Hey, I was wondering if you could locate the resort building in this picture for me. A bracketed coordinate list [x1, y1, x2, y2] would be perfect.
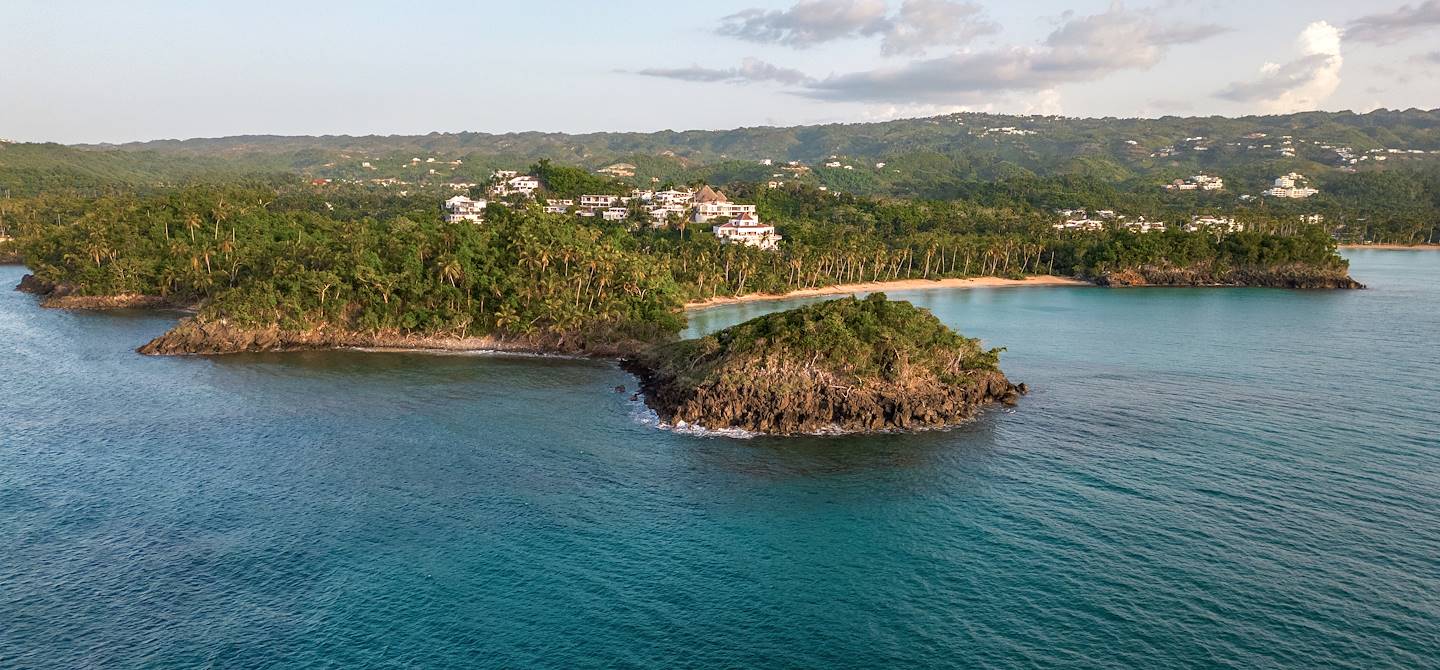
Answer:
[1165, 174, 1224, 191]
[712, 212, 781, 250]
[543, 199, 574, 214]
[1186, 216, 1243, 233]
[580, 194, 619, 209]
[690, 185, 757, 223]
[1264, 173, 1319, 199]
[443, 195, 487, 223]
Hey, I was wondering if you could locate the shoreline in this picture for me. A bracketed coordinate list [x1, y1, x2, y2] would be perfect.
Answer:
[682, 275, 1091, 311]
[1339, 243, 1440, 250]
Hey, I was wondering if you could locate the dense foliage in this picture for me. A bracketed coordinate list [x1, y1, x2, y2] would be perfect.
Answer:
[652, 293, 998, 387]
[4, 109, 1438, 243]
[9, 176, 1357, 347]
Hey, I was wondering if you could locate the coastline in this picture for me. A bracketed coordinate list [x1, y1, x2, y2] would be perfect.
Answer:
[682, 275, 1091, 311]
[1339, 243, 1440, 250]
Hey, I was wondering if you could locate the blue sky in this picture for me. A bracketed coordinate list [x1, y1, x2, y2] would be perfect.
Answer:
[3, 0, 1439, 143]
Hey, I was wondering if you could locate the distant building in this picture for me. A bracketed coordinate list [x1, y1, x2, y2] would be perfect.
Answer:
[443, 195, 487, 223]
[596, 163, 636, 178]
[713, 212, 781, 250]
[1264, 173, 1319, 199]
[1186, 216, 1243, 233]
[690, 185, 756, 223]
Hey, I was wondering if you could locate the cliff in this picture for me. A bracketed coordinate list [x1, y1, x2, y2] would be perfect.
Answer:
[623, 293, 1024, 435]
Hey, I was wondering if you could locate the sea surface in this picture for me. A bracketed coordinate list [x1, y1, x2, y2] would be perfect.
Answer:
[2, 251, 1437, 669]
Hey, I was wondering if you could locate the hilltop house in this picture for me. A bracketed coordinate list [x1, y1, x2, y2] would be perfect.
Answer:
[691, 185, 756, 223]
[490, 174, 540, 198]
[1264, 173, 1319, 199]
[443, 195, 487, 223]
[712, 212, 781, 250]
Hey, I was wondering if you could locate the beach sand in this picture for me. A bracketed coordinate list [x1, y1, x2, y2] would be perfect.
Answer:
[1339, 243, 1440, 250]
[683, 275, 1091, 311]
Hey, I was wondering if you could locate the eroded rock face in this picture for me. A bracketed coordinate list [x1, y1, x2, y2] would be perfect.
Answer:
[1095, 265, 1364, 289]
[625, 359, 1024, 435]
[622, 294, 1024, 435]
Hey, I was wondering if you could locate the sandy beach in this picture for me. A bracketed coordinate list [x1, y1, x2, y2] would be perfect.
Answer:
[1339, 243, 1440, 250]
[683, 275, 1092, 311]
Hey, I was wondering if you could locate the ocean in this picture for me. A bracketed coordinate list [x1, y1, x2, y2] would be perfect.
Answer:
[1, 250, 1436, 668]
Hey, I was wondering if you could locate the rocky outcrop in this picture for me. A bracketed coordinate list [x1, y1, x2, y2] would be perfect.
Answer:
[625, 359, 1024, 435]
[623, 293, 1024, 435]
[1095, 264, 1364, 289]
[136, 317, 640, 357]
[15, 273, 181, 309]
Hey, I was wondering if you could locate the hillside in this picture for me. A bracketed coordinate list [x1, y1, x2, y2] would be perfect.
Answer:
[25, 109, 1436, 193]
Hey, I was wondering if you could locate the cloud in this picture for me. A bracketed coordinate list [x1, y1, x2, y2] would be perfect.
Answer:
[878, 0, 999, 55]
[799, 7, 1226, 103]
[718, 0, 889, 48]
[634, 58, 813, 86]
[717, 0, 996, 55]
[1346, 1, 1440, 44]
[1216, 21, 1343, 113]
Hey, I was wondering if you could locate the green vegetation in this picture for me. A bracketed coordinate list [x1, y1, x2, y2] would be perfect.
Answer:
[5, 109, 1436, 243]
[626, 293, 1023, 434]
[651, 293, 999, 387]
[8, 173, 1358, 352]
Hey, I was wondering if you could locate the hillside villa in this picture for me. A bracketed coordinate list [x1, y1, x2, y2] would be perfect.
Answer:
[712, 212, 781, 250]
[443, 195, 487, 223]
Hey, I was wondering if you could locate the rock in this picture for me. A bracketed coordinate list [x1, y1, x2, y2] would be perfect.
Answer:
[624, 294, 1024, 435]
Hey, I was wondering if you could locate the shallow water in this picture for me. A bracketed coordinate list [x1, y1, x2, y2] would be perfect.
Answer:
[2, 251, 1437, 668]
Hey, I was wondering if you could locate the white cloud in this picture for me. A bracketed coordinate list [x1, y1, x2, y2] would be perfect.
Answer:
[718, 0, 890, 48]
[878, 0, 998, 55]
[717, 0, 996, 55]
[1216, 21, 1343, 113]
[800, 7, 1226, 103]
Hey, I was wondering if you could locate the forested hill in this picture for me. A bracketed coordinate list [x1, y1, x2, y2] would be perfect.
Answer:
[4, 109, 1437, 192]
[84, 109, 1440, 166]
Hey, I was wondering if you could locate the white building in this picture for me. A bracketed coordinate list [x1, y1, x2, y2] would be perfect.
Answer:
[1264, 173, 1318, 199]
[602, 207, 629, 221]
[1186, 216, 1243, 233]
[491, 174, 541, 198]
[580, 194, 619, 209]
[543, 199, 574, 214]
[443, 195, 487, 223]
[690, 185, 756, 223]
[713, 212, 781, 250]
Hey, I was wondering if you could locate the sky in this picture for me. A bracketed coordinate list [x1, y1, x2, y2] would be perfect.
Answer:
[3, 0, 1439, 144]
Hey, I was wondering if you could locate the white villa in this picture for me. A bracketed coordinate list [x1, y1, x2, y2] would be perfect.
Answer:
[1264, 173, 1319, 199]
[690, 185, 756, 223]
[490, 174, 540, 198]
[443, 195, 487, 223]
[543, 199, 574, 214]
[713, 212, 781, 250]
[1165, 174, 1224, 191]
[1186, 216, 1243, 233]
[580, 194, 619, 208]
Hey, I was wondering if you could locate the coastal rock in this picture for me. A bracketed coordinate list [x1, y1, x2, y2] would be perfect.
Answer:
[136, 316, 643, 357]
[624, 293, 1022, 436]
[1095, 264, 1364, 289]
[16, 273, 181, 309]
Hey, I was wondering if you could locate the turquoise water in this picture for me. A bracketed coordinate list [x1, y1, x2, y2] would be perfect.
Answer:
[1, 251, 1437, 668]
